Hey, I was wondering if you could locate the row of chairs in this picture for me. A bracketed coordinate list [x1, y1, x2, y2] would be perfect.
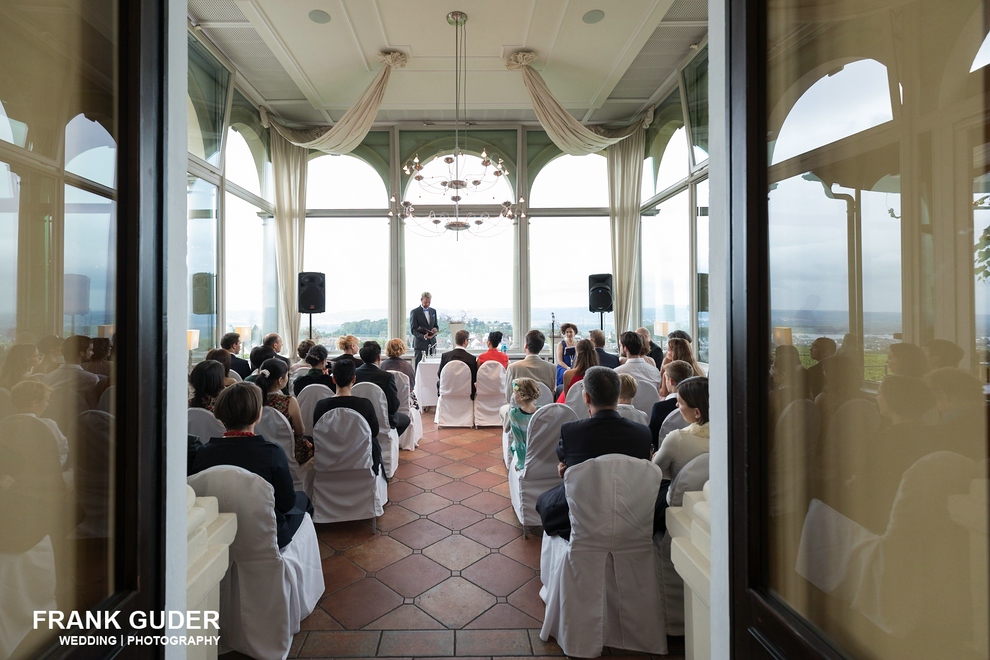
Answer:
[435, 360, 506, 428]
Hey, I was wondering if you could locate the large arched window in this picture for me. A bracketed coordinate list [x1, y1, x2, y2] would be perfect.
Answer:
[225, 90, 271, 201]
[65, 113, 116, 189]
[303, 154, 390, 345]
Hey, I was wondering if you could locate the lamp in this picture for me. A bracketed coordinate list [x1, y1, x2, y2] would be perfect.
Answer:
[396, 11, 521, 239]
[773, 326, 793, 346]
[187, 329, 200, 371]
[235, 325, 253, 354]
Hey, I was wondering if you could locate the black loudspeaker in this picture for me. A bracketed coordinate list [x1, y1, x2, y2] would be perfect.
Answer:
[588, 274, 613, 313]
[298, 272, 326, 313]
[697, 273, 709, 313]
[191, 272, 216, 315]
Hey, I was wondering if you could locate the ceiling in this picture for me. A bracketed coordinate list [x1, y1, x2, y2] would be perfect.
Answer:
[188, 0, 708, 126]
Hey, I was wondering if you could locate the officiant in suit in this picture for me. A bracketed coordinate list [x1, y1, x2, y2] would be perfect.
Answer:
[409, 291, 439, 371]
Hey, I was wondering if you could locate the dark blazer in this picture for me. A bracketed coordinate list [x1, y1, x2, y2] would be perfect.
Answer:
[409, 306, 439, 350]
[312, 395, 383, 476]
[230, 354, 252, 379]
[594, 347, 621, 369]
[537, 410, 652, 540]
[354, 363, 401, 428]
[438, 347, 478, 398]
[649, 398, 679, 450]
[647, 341, 665, 367]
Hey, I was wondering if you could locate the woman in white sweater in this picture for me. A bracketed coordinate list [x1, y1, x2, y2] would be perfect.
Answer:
[653, 376, 709, 490]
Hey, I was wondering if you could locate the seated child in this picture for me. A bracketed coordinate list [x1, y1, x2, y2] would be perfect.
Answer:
[504, 377, 540, 470]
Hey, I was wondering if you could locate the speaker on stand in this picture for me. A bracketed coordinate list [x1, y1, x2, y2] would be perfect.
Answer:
[588, 273, 613, 331]
[298, 272, 326, 339]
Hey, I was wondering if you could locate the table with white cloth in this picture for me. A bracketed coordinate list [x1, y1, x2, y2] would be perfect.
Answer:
[414, 359, 441, 408]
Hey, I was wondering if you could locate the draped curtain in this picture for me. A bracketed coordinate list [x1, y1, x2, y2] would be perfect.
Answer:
[607, 129, 645, 334]
[270, 130, 307, 349]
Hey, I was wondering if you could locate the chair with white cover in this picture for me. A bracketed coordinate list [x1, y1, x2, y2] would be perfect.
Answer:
[540, 455, 668, 657]
[617, 404, 649, 426]
[227, 369, 242, 382]
[97, 385, 115, 414]
[311, 408, 388, 530]
[474, 361, 506, 427]
[508, 404, 577, 536]
[435, 360, 474, 428]
[297, 384, 333, 437]
[503, 382, 556, 466]
[188, 407, 225, 443]
[257, 406, 313, 497]
[352, 382, 400, 479]
[630, 380, 660, 416]
[187, 465, 323, 660]
[535, 382, 554, 406]
[563, 380, 589, 420]
[387, 370, 422, 451]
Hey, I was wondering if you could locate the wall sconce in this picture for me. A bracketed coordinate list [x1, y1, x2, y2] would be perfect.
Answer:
[773, 326, 793, 346]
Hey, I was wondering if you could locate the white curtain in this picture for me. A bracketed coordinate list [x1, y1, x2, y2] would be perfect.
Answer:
[260, 52, 407, 154]
[271, 130, 307, 350]
[505, 51, 652, 156]
[607, 127, 646, 335]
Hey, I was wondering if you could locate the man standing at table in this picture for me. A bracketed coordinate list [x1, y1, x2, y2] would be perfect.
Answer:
[410, 291, 439, 371]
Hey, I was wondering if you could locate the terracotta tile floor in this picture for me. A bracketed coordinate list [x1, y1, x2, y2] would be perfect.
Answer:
[239, 418, 685, 659]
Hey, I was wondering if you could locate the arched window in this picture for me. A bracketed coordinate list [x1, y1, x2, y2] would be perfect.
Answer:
[308, 154, 388, 209]
[971, 31, 990, 72]
[225, 90, 271, 201]
[771, 59, 894, 164]
[65, 114, 116, 188]
[529, 154, 608, 208]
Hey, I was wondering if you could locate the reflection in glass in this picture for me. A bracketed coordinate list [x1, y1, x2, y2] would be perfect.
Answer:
[642, 190, 691, 338]
[188, 34, 230, 167]
[226, 90, 271, 200]
[64, 186, 116, 337]
[224, 193, 277, 349]
[695, 180, 709, 362]
[65, 114, 116, 189]
[683, 47, 709, 164]
[188, 178, 218, 358]
[644, 89, 688, 200]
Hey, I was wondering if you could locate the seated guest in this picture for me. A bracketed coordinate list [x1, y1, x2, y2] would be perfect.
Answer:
[536, 367, 652, 541]
[768, 345, 809, 426]
[221, 332, 252, 379]
[263, 333, 290, 367]
[381, 338, 416, 390]
[636, 332, 658, 367]
[504, 377, 540, 470]
[205, 348, 237, 387]
[290, 339, 316, 376]
[555, 323, 579, 387]
[504, 330, 557, 401]
[649, 360, 694, 450]
[637, 327, 665, 366]
[312, 358, 383, 477]
[886, 342, 929, 378]
[588, 329, 620, 368]
[653, 376, 710, 485]
[335, 334, 363, 369]
[815, 355, 866, 440]
[189, 382, 313, 549]
[255, 358, 312, 465]
[292, 344, 335, 396]
[11, 380, 68, 469]
[477, 331, 509, 369]
[189, 360, 226, 412]
[438, 329, 478, 399]
[923, 339, 965, 370]
[804, 337, 836, 398]
[557, 339, 598, 403]
[83, 338, 112, 377]
[924, 367, 986, 461]
[659, 330, 693, 372]
[0, 344, 42, 391]
[615, 331, 662, 391]
[41, 335, 102, 405]
[356, 341, 410, 437]
[616, 373, 649, 425]
[245, 345, 276, 382]
[35, 335, 64, 376]
[659, 337, 706, 397]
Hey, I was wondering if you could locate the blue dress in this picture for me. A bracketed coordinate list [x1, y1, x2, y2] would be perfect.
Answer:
[556, 341, 576, 386]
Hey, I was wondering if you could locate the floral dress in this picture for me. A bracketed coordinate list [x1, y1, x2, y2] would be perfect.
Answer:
[266, 392, 313, 464]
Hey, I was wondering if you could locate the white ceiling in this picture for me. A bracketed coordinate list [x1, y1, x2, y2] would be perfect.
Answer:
[188, 0, 708, 126]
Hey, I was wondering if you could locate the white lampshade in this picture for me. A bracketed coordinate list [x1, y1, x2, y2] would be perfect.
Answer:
[97, 324, 115, 338]
[187, 329, 201, 352]
[773, 326, 793, 346]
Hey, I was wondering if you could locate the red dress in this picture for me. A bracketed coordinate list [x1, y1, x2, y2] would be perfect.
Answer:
[477, 348, 509, 368]
[556, 371, 585, 403]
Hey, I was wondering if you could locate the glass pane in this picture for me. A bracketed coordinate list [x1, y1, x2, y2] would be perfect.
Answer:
[529, 217, 614, 345]
[226, 90, 271, 200]
[529, 154, 608, 208]
[683, 47, 709, 165]
[645, 89, 689, 198]
[405, 228, 514, 350]
[188, 34, 230, 167]
[765, 4, 988, 659]
[642, 190, 691, 338]
[309, 154, 388, 209]
[188, 177, 218, 359]
[224, 193, 277, 352]
[0, 2, 119, 655]
[303, 217, 389, 344]
[695, 180, 709, 363]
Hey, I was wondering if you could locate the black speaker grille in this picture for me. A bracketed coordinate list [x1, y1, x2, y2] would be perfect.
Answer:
[298, 272, 326, 314]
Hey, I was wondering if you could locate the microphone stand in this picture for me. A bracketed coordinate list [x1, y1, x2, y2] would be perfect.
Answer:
[550, 312, 556, 366]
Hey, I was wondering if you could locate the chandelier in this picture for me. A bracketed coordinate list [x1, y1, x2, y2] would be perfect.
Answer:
[394, 11, 522, 238]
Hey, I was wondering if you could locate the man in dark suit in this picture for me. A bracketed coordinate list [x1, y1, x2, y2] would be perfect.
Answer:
[437, 329, 478, 399]
[263, 332, 291, 368]
[648, 359, 694, 450]
[536, 366, 652, 540]
[355, 341, 410, 437]
[589, 329, 620, 368]
[221, 332, 252, 379]
[409, 291, 439, 371]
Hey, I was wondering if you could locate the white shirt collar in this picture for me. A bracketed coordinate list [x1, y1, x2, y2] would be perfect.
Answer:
[625, 357, 644, 363]
[664, 392, 678, 400]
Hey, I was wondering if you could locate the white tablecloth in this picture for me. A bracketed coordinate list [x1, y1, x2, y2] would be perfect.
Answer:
[414, 360, 441, 408]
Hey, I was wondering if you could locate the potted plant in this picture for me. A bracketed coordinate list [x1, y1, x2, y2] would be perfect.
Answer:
[441, 310, 469, 340]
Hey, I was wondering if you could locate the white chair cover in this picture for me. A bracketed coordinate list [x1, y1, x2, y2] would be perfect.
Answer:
[352, 382, 400, 479]
[770, 399, 819, 517]
[435, 360, 474, 428]
[617, 404, 649, 426]
[563, 380, 589, 419]
[187, 466, 323, 660]
[503, 381, 553, 466]
[540, 455, 667, 657]
[97, 385, 115, 413]
[508, 404, 577, 529]
[297, 384, 333, 437]
[311, 408, 388, 525]
[228, 369, 242, 382]
[535, 382, 554, 407]
[630, 379, 660, 416]
[388, 370, 422, 451]
[474, 361, 506, 427]
[257, 406, 314, 498]
[188, 407, 225, 443]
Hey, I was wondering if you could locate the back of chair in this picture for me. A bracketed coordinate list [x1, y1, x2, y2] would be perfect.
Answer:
[617, 404, 649, 426]
[563, 380, 589, 419]
[97, 385, 115, 414]
[297, 384, 333, 437]
[535, 382, 554, 407]
[0, 388, 11, 419]
[439, 360, 472, 397]
[75, 410, 113, 538]
[312, 407, 374, 472]
[188, 407, 226, 443]
[187, 465, 280, 559]
[631, 380, 660, 415]
[476, 361, 505, 397]
[45, 387, 89, 439]
[668, 453, 710, 507]
[228, 369, 242, 382]
[388, 371, 412, 416]
[352, 382, 390, 431]
[257, 406, 298, 467]
[523, 404, 577, 480]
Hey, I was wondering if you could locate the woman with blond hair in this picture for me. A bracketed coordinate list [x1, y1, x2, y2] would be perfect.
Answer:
[334, 334, 363, 369]
[381, 337, 416, 390]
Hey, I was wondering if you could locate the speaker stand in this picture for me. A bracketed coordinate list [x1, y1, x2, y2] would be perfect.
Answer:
[599, 312, 604, 332]
[308, 313, 313, 340]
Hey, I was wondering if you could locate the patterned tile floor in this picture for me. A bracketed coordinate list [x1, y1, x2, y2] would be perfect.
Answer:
[231, 417, 685, 660]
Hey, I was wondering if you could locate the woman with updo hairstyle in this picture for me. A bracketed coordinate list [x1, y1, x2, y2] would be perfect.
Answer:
[291, 339, 316, 376]
[189, 360, 226, 411]
[653, 376, 710, 487]
[335, 334, 363, 369]
[255, 357, 312, 464]
[557, 338, 599, 402]
[505, 377, 541, 470]
[205, 348, 237, 387]
[292, 344, 335, 396]
[0, 344, 42, 391]
[381, 338, 417, 390]
[555, 323, 579, 387]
